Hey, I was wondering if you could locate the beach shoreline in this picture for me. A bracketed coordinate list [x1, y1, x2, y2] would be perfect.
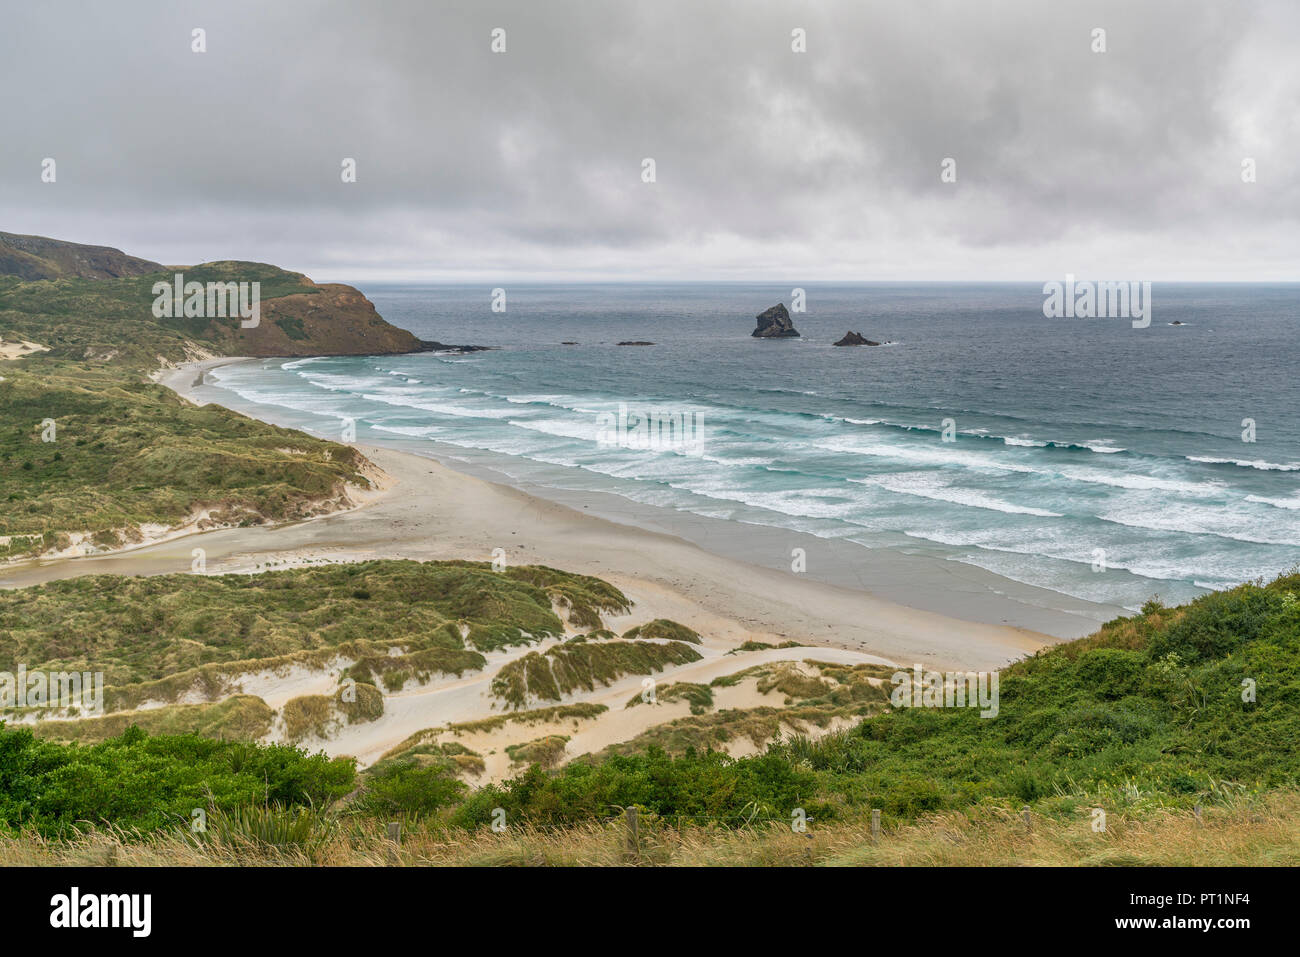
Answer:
[0, 356, 1118, 673]
[160, 358, 1129, 636]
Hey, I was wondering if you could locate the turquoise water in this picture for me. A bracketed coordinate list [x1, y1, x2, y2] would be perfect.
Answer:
[208, 282, 1300, 611]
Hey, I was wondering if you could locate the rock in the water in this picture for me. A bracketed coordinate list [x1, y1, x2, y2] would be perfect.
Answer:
[417, 340, 490, 353]
[752, 303, 801, 338]
[617, 340, 655, 346]
[833, 331, 881, 347]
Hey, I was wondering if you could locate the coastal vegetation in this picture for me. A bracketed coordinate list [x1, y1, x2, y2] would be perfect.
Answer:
[491, 639, 703, 708]
[1, 568, 1295, 865]
[0, 561, 630, 715]
[388, 702, 608, 749]
[0, 725, 353, 836]
[0, 252, 419, 367]
[0, 360, 372, 556]
[0, 264, 313, 367]
[621, 619, 701, 643]
[0, 235, 435, 562]
[505, 735, 570, 769]
[625, 681, 714, 713]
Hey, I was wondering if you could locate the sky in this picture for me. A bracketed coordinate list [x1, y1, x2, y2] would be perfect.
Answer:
[3, 0, 1298, 281]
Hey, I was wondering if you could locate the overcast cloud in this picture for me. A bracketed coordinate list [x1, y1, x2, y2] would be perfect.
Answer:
[3, 0, 1298, 280]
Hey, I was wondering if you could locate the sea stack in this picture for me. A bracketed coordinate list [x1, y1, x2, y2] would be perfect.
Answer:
[833, 331, 881, 346]
[752, 303, 801, 338]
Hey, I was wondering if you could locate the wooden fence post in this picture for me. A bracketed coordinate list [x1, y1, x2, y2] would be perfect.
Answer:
[386, 821, 402, 865]
[871, 808, 881, 845]
[625, 806, 639, 862]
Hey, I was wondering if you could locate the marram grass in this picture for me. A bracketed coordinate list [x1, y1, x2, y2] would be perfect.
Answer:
[2, 792, 1296, 867]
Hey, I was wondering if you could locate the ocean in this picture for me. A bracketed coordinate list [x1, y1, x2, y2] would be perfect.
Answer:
[202, 282, 1300, 624]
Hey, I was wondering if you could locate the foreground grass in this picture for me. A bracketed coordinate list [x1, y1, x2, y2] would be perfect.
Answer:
[2, 792, 1295, 866]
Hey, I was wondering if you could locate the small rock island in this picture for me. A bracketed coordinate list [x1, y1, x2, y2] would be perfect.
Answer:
[833, 331, 882, 347]
[752, 303, 801, 338]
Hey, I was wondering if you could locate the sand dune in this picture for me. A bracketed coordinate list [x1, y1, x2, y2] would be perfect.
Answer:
[0, 339, 49, 360]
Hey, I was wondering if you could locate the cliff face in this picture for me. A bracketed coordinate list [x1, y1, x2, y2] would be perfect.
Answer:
[0, 231, 164, 280]
[227, 280, 423, 357]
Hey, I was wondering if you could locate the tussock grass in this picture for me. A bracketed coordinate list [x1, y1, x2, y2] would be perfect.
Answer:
[4, 792, 1295, 866]
[622, 619, 701, 644]
[625, 681, 714, 714]
[726, 640, 804, 655]
[190, 802, 340, 864]
[346, 647, 485, 692]
[368, 741, 485, 779]
[707, 660, 890, 710]
[32, 695, 274, 744]
[336, 681, 384, 724]
[492, 563, 631, 629]
[592, 704, 872, 758]
[491, 639, 703, 709]
[381, 703, 608, 758]
[505, 735, 570, 769]
[281, 695, 334, 743]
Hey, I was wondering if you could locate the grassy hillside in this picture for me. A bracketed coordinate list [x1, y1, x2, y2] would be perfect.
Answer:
[0, 360, 373, 557]
[0, 264, 321, 367]
[0, 231, 162, 281]
[2, 568, 1295, 850]
[0, 263, 424, 366]
[0, 235, 461, 561]
[0, 232, 432, 365]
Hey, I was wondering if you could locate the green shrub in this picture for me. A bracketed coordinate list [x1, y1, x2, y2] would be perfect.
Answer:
[352, 760, 464, 818]
[0, 725, 355, 836]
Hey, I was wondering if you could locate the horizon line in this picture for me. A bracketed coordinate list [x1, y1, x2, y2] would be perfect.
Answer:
[312, 276, 1300, 285]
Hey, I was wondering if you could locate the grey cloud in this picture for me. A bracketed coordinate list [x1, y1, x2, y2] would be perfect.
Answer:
[2, 0, 1297, 279]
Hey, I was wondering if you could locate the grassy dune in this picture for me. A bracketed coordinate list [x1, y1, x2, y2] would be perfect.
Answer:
[0, 561, 631, 716]
[0, 361, 371, 554]
[491, 638, 703, 708]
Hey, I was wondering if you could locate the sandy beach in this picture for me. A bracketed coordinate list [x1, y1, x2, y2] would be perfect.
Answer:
[1, 357, 1064, 676]
[0, 339, 49, 361]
